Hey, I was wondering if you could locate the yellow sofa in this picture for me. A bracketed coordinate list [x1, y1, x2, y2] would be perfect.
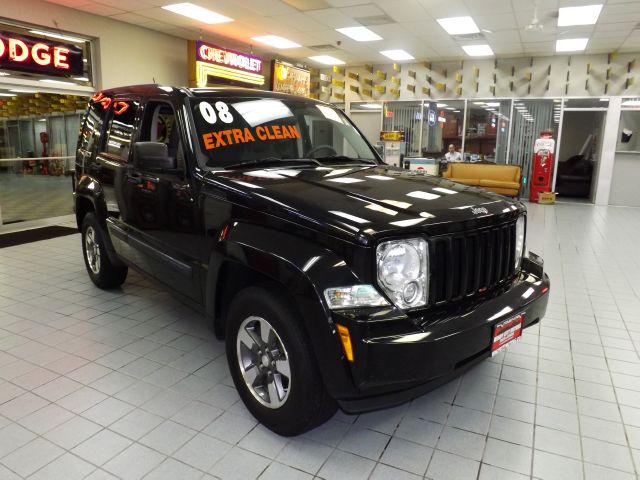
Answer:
[443, 163, 521, 197]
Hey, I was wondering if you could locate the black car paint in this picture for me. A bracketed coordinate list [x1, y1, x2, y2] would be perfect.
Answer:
[74, 85, 549, 411]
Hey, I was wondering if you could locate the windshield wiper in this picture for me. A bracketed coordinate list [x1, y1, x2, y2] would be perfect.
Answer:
[224, 157, 321, 170]
[311, 155, 377, 165]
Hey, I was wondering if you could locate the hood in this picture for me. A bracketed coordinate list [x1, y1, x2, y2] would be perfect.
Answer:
[204, 164, 523, 243]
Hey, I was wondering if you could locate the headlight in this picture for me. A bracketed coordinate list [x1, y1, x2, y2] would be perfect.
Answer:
[376, 238, 428, 309]
[514, 215, 526, 270]
[324, 285, 389, 309]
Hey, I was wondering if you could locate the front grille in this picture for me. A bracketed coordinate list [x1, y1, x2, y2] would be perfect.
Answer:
[431, 221, 517, 304]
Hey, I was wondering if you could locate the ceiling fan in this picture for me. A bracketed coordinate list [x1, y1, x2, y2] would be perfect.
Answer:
[524, 1, 545, 32]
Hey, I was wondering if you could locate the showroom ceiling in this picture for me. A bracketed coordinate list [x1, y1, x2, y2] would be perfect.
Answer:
[45, 0, 640, 65]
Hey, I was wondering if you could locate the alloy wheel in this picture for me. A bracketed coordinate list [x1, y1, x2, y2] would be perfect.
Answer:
[236, 316, 291, 409]
[85, 226, 101, 274]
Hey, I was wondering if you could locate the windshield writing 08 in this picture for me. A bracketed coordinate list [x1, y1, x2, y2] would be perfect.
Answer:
[190, 97, 377, 169]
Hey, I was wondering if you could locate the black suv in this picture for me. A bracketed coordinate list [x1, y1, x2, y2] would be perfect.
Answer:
[74, 85, 549, 436]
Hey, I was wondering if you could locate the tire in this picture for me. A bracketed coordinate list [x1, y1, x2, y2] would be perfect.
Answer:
[226, 286, 337, 436]
[81, 213, 128, 289]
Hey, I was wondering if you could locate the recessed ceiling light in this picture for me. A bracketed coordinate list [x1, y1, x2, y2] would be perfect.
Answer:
[380, 49, 414, 61]
[436, 103, 448, 107]
[162, 3, 233, 24]
[437, 16, 480, 35]
[360, 103, 382, 109]
[485, 102, 501, 107]
[473, 101, 485, 105]
[556, 38, 588, 52]
[622, 99, 640, 106]
[462, 44, 494, 57]
[336, 26, 382, 42]
[308, 55, 345, 65]
[10, 89, 37, 93]
[0, 93, 14, 97]
[252, 35, 300, 49]
[599, 98, 609, 102]
[558, 4, 602, 26]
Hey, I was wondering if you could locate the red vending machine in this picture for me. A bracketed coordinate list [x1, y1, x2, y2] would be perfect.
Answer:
[529, 130, 555, 202]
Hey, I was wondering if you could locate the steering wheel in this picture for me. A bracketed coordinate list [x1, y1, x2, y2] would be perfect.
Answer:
[306, 144, 337, 158]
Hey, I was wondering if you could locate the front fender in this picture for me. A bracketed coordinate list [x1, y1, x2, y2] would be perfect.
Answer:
[206, 222, 366, 398]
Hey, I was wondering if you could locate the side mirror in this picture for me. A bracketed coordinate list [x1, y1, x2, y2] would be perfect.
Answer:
[133, 142, 176, 170]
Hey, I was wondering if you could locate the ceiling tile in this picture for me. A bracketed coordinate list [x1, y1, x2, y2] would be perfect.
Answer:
[338, 4, 386, 18]
[417, 0, 469, 18]
[272, 12, 328, 31]
[95, 0, 155, 10]
[376, 0, 428, 23]
[465, 0, 514, 14]
[474, 13, 518, 32]
[79, 3, 125, 15]
[229, 0, 299, 16]
[305, 8, 359, 27]
[45, 0, 92, 7]
[109, 12, 154, 25]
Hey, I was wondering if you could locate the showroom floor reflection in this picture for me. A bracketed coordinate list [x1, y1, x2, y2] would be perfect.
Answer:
[0, 202, 638, 479]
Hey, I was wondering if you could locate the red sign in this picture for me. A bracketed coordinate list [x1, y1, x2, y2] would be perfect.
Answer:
[0, 31, 84, 77]
[491, 314, 523, 356]
[196, 41, 262, 74]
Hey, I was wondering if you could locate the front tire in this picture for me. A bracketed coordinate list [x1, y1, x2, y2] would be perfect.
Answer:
[81, 213, 128, 289]
[226, 286, 337, 436]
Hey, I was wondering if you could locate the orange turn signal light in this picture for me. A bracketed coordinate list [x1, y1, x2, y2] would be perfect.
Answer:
[336, 323, 354, 362]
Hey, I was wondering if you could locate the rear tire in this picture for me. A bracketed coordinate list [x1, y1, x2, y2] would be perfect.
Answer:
[226, 286, 337, 436]
[81, 213, 128, 289]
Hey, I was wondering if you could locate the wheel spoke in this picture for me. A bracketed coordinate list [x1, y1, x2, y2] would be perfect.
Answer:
[238, 339, 258, 372]
[275, 357, 291, 382]
[245, 322, 266, 348]
[272, 372, 288, 401]
[267, 377, 280, 404]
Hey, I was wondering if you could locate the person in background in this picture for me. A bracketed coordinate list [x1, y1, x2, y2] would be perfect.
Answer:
[445, 144, 463, 162]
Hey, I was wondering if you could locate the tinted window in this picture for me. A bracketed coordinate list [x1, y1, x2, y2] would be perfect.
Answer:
[78, 101, 108, 154]
[190, 97, 377, 168]
[104, 100, 139, 160]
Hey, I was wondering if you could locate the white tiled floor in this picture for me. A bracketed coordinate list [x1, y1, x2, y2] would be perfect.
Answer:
[0, 202, 639, 479]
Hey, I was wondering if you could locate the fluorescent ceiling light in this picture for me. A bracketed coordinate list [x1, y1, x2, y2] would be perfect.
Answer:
[599, 98, 609, 102]
[0, 72, 9, 76]
[380, 49, 414, 61]
[473, 101, 485, 105]
[336, 26, 382, 42]
[485, 102, 500, 107]
[10, 89, 37, 93]
[73, 77, 89, 81]
[360, 103, 382, 109]
[0, 93, 15, 97]
[29, 30, 87, 43]
[162, 3, 233, 24]
[308, 55, 345, 65]
[622, 99, 640, 106]
[462, 44, 494, 57]
[556, 38, 588, 52]
[436, 103, 447, 107]
[252, 35, 300, 49]
[437, 16, 480, 35]
[558, 4, 602, 26]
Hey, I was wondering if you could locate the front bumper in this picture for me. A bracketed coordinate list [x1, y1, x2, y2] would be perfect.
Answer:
[333, 252, 549, 413]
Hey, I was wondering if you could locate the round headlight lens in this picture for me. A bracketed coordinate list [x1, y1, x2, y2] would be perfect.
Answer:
[380, 243, 421, 290]
[376, 238, 428, 309]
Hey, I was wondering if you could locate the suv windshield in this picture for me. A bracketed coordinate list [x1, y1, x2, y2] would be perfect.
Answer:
[189, 96, 378, 169]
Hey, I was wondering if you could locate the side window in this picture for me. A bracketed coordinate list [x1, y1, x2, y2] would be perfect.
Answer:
[139, 101, 183, 169]
[78, 100, 109, 153]
[103, 99, 139, 161]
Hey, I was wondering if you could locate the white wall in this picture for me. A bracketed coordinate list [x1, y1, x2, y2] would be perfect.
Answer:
[2, 0, 188, 89]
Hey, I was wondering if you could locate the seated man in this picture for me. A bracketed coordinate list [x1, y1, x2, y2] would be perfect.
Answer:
[445, 144, 463, 162]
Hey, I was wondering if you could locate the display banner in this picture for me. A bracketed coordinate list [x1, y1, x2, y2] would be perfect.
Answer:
[0, 31, 84, 77]
[271, 60, 310, 97]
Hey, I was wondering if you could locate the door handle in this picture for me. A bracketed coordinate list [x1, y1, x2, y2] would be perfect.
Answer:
[126, 174, 142, 184]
